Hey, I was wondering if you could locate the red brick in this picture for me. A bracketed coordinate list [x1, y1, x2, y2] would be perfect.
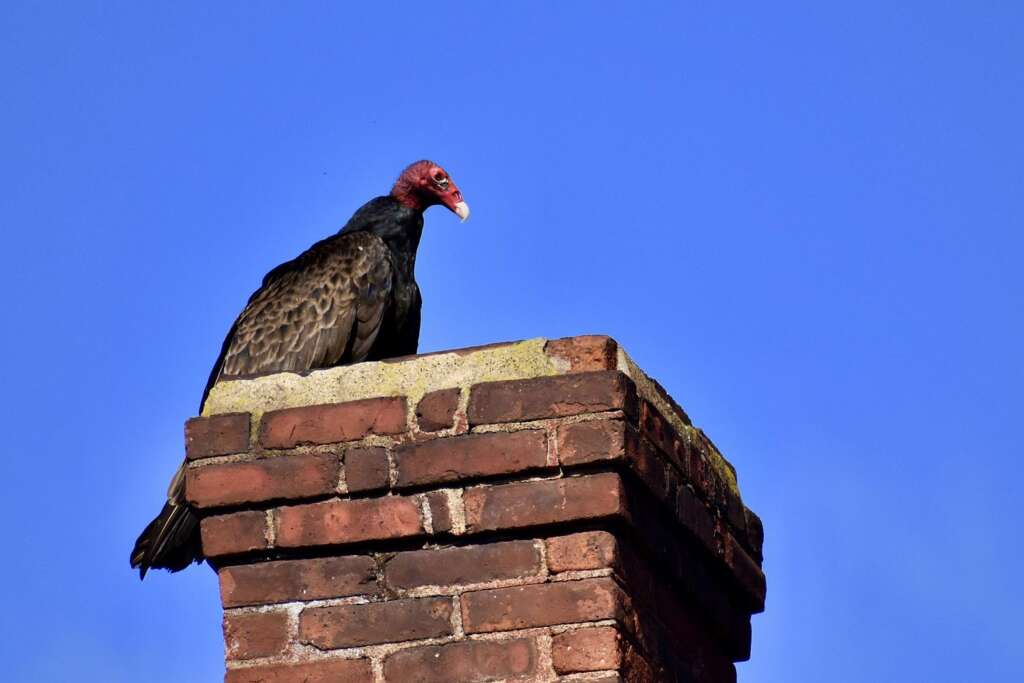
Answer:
[394, 430, 547, 488]
[462, 577, 625, 633]
[639, 400, 675, 460]
[689, 428, 725, 505]
[299, 597, 453, 648]
[467, 371, 637, 425]
[624, 434, 670, 500]
[415, 388, 460, 431]
[723, 484, 748, 539]
[675, 484, 719, 555]
[744, 507, 764, 564]
[223, 610, 289, 660]
[552, 626, 623, 673]
[622, 644, 660, 683]
[546, 531, 619, 573]
[671, 436, 693, 481]
[659, 439, 685, 488]
[384, 638, 538, 682]
[545, 335, 619, 372]
[385, 540, 541, 589]
[186, 454, 338, 508]
[259, 397, 407, 448]
[275, 496, 423, 548]
[626, 565, 745, 675]
[225, 659, 372, 683]
[426, 491, 452, 533]
[200, 511, 268, 557]
[683, 432, 710, 498]
[557, 418, 626, 466]
[463, 472, 626, 534]
[344, 446, 390, 493]
[612, 485, 754, 661]
[571, 645, 656, 683]
[219, 556, 378, 608]
[185, 413, 249, 460]
[723, 533, 767, 614]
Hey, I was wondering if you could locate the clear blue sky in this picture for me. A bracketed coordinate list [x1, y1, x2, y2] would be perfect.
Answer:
[1, 2, 1020, 681]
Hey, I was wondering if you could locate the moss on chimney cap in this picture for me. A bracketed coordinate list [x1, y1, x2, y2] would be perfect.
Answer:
[201, 335, 739, 497]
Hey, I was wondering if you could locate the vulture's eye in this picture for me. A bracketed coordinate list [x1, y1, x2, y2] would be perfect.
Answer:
[433, 172, 449, 189]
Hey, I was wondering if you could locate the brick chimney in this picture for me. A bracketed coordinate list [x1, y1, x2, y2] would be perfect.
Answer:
[185, 336, 766, 682]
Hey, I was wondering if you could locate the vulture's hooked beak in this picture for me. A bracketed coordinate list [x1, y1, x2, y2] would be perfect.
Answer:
[454, 201, 470, 222]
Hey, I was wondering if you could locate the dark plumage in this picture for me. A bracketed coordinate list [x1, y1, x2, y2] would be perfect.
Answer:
[131, 160, 468, 578]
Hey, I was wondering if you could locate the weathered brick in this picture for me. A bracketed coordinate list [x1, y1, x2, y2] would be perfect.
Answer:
[467, 371, 637, 425]
[415, 388, 460, 431]
[624, 434, 670, 500]
[190, 340, 766, 683]
[723, 533, 767, 614]
[671, 436, 693, 480]
[675, 484, 719, 555]
[569, 641, 655, 683]
[426, 491, 452, 533]
[464, 472, 625, 534]
[639, 399, 674, 459]
[622, 643, 660, 683]
[546, 531, 619, 573]
[394, 430, 547, 488]
[462, 577, 625, 633]
[626, 563, 746, 675]
[185, 413, 250, 460]
[690, 428, 724, 505]
[744, 507, 764, 564]
[683, 432, 710, 499]
[552, 626, 623, 674]
[275, 496, 423, 548]
[219, 556, 378, 607]
[259, 397, 407, 448]
[223, 610, 289, 660]
[384, 638, 538, 682]
[723, 485, 748, 539]
[299, 597, 453, 648]
[615, 483, 753, 660]
[200, 511, 268, 557]
[186, 454, 338, 508]
[385, 540, 541, 589]
[344, 446, 390, 493]
[225, 659, 372, 683]
[557, 418, 626, 466]
[545, 335, 619, 372]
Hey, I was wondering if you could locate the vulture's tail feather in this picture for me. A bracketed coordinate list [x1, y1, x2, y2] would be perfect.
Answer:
[130, 463, 203, 579]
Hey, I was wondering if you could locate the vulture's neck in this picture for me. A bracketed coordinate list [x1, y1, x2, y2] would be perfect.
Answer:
[342, 196, 424, 275]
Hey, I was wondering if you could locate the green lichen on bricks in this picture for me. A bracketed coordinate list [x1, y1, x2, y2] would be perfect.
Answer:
[201, 335, 742, 499]
[616, 349, 741, 498]
[202, 338, 563, 420]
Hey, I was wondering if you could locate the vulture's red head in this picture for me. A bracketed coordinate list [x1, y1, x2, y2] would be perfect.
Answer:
[391, 160, 470, 221]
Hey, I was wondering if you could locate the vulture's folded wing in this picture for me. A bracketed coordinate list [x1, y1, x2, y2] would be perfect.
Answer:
[199, 231, 393, 411]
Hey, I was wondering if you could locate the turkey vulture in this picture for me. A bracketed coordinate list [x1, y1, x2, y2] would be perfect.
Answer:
[130, 160, 469, 578]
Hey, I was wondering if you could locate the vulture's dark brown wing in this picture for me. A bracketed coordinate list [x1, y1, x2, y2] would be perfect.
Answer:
[199, 231, 393, 411]
[133, 231, 394, 578]
[133, 232, 393, 579]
